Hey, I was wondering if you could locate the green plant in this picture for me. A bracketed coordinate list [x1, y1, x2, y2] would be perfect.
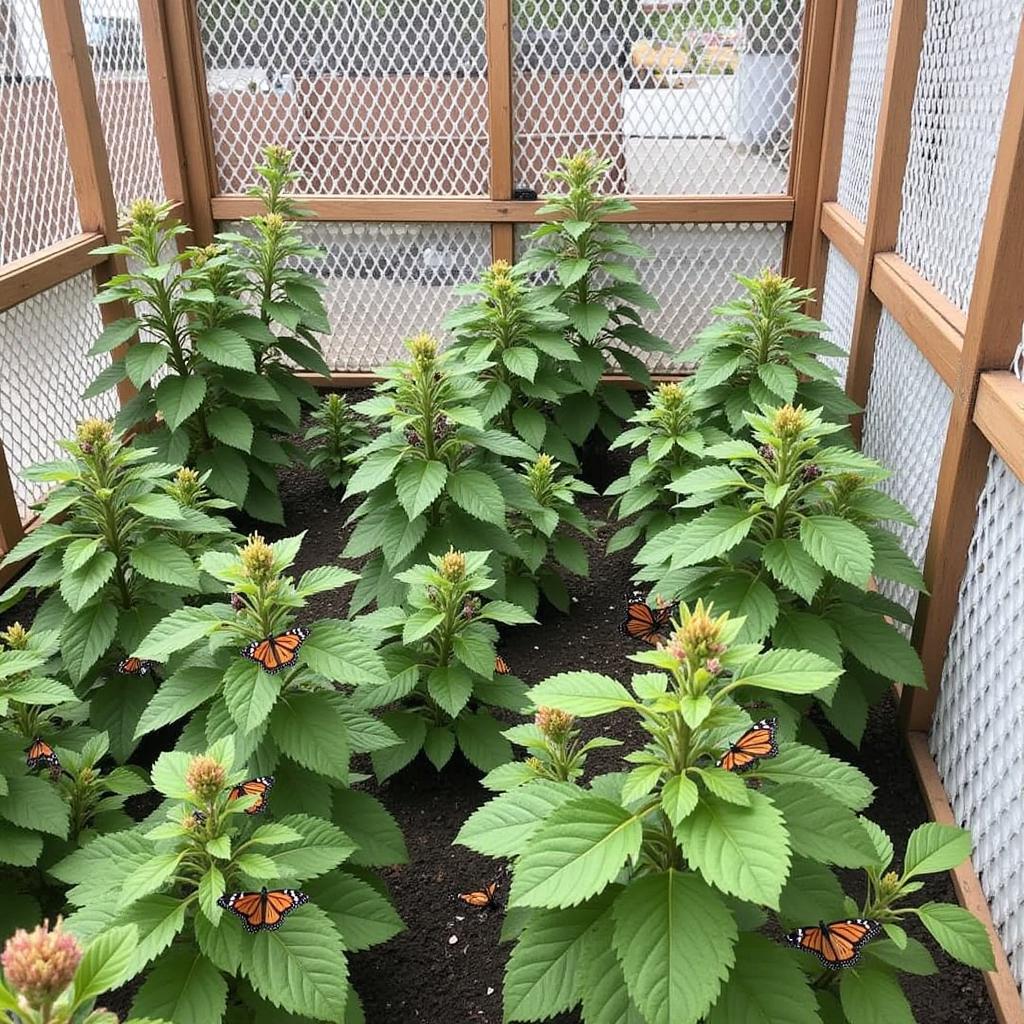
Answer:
[506, 453, 596, 615]
[343, 333, 538, 611]
[688, 269, 858, 433]
[632, 404, 925, 744]
[85, 145, 331, 522]
[519, 150, 674, 447]
[362, 548, 535, 781]
[303, 393, 370, 488]
[604, 380, 727, 554]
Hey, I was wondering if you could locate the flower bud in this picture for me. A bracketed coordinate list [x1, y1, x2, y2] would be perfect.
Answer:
[240, 532, 275, 584]
[801, 464, 822, 482]
[76, 418, 113, 453]
[1, 917, 81, 1010]
[438, 548, 466, 583]
[757, 443, 776, 463]
[126, 197, 160, 228]
[770, 405, 809, 440]
[169, 466, 203, 507]
[535, 706, 575, 739]
[676, 600, 728, 661]
[230, 592, 245, 613]
[0, 621, 29, 651]
[880, 871, 901, 896]
[705, 657, 722, 675]
[407, 332, 439, 368]
[433, 414, 451, 442]
[263, 144, 293, 169]
[756, 267, 787, 302]
[185, 754, 226, 804]
[404, 427, 422, 448]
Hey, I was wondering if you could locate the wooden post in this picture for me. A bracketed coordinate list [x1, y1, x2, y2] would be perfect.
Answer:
[901, 16, 1024, 733]
[784, 0, 840, 290]
[842, 0, 926, 437]
[0, 442, 24, 555]
[39, 0, 135, 407]
[485, 0, 515, 263]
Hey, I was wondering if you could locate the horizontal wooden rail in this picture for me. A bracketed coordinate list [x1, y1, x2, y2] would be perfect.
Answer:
[820, 200, 865, 266]
[210, 195, 795, 224]
[974, 371, 1024, 482]
[0, 233, 106, 313]
[871, 252, 966, 389]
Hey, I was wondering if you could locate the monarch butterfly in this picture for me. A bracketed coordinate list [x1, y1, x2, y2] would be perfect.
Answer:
[241, 627, 310, 674]
[785, 919, 882, 969]
[227, 775, 274, 815]
[619, 590, 677, 646]
[716, 718, 779, 773]
[217, 887, 309, 932]
[457, 882, 500, 911]
[25, 737, 60, 773]
[494, 654, 512, 676]
[117, 657, 154, 677]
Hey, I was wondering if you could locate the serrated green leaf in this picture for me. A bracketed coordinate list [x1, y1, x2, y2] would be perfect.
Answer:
[270, 691, 350, 782]
[207, 405, 255, 452]
[73, 924, 139, 1006]
[130, 539, 200, 589]
[800, 516, 873, 588]
[394, 459, 447, 520]
[903, 823, 972, 878]
[839, 964, 914, 1024]
[527, 671, 638, 716]
[762, 538, 825, 603]
[446, 468, 506, 526]
[132, 943, 228, 1024]
[914, 902, 994, 969]
[732, 647, 841, 695]
[135, 666, 223, 739]
[223, 658, 281, 734]
[195, 326, 255, 372]
[770, 784, 877, 867]
[753, 743, 874, 811]
[155, 374, 207, 433]
[305, 871, 404, 952]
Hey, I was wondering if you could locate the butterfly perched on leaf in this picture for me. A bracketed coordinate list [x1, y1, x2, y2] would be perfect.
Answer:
[241, 626, 310, 674]
[494, 654, 512, 676]
[620, 590, 677, 646]
[785, 919, 882, 968]
[227, 775, 274, 814]
[25, 737, 60, 774]
[716, 718, 779, 773]
[218, 887, 308, 932]
[458, 881, 500, 911]
[117, 657, 154, 677]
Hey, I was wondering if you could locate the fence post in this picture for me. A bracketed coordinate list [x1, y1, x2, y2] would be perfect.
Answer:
[38, 0, 136, 407]
[0, 443, 24, 556]
[485, 0, 515, 264]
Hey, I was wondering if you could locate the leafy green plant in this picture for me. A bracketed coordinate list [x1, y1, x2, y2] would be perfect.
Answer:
[360, 547, 535, 781]
[344, 333, 537, 611]
[519, 150, 674, 447]
[688, 268, 858, 432]
[85, 145, 331, 522]
[303, 393, 370, 489]
[632, 404, 926, 744]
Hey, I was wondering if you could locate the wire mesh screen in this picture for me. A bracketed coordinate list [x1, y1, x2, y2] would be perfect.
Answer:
[0, 274, 116, 517]
[817, 242, 858, 387]
[931, 453, 1024, 989]
[895, 0, 1023, 312]
[196, 0, 490, 195]
[0, 8, 80, 263]
[510, 0, 802, 195]
[84, 0, 165, 211]
[860, 310, 952, 621]
[835, 0, 894, 223]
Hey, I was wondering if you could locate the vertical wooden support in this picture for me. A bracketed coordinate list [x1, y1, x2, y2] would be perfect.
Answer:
[485, 0, 515, 264]
[805, 0, 857, 315]
[784, 0, 840, 289]
[39, 0, 135, 407]
[164, 0, 217, 244]
[843, 0, 925, 436]
[0, 443, 25, 555]
[901, 17, 1024, 733]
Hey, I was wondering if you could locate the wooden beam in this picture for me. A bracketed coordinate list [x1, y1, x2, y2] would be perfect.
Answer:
[209, 195, 796, 225]
[0, 233, 105, 313]
[0, 442, 24, 558]
[844, 0, 926, 439]
[820, 201, 865, 267]
[902, 15, 1024, 732]
[484, 0, 515, 265]
[906, 733, 1024, 1024]
[784, 0, 840, 288]
[974, 372, 1024, 483]
[870, 252, 965, 388]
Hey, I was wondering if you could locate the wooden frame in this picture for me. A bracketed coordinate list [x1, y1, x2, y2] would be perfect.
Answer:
[0, 234, 105, 314]
[819, 201, 864, 266]
[973, 372, 1024, 483]
[485, 0, 515, 264]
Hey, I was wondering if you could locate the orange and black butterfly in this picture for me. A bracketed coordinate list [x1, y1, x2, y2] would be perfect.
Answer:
[25, 737, 60, 774]
[494, 654, 512, 676]
[619, 590, 677, 646]
[218, 887, 308, 932]
[227, 775, 274, 815]
[457, 881, 500, 911]
[785, 919, 882, 969]
[241, 627, 310, 674]
[716, 718, 779, 773]
[117, 657, 154, 677]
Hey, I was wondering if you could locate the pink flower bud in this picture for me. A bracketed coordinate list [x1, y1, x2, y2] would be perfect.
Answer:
[1, 918, 81, 1009]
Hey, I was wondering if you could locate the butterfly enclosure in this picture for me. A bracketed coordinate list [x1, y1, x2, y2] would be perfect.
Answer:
[0, 0, 1023, 1022]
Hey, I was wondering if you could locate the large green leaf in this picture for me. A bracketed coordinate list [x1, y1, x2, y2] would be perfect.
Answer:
[135, 605, 228, 660]
[839, 964, 914, 1024]
[270, 691, 350, 782]
[446, 468, 506, 526]
[301, 618, 388, 685]
[0, 773, 69, 837]
[305, 871, 404, 952]
[130, 539, 201, 589]
[426, 664, 474, 717]
[668, 506, 757, 568]
[770, 784, 877, 867]
[60, 551, 116, 611]
[753, 743, 874, 811]
[612, 870, 737, 1024]
[778, 855, 848, 924]
[395, 460, 447, 520]
[762, 538, 825, 603]
[914, 903, 994, 969]
[331, 789, 408, 867]
[126, 342, 168, 388]
[903, 823, 972, 878]
[830, 608, 925, 687]
[732, 648, 841, 695]
[799, 516, 873, 588]
[0, 823, 42, 866]
[207, 406, 255, 453]
[135, 666, 224, 739]
[196, 446, 250, 508]
[526, 671, 638, 716]
[195, 326, 256, 372]
[455, 710, 513, 772]
[156, 374, 207, 433]
[223, 658, 281, 734]
[73, 924, 139, 1006]
[579, 908, 646, 1024]
[116, 894, 188, 971]
[131, 943, 228, 1024]
[271, 813, 356, 881]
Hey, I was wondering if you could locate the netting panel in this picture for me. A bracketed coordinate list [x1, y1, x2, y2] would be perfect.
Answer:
[860, 310, 952, 621]
[196, 0, 490, 195]
[817, 242, 858, 388]
[931, 453, 1024, 989]
[0, 9, 80, 263]
[0, 274, 116, 517]
[835, 0, 894, 223]
[510, 0, 802, 195]
[895, 0, 1023, 312]
[84, 0, 165, 210]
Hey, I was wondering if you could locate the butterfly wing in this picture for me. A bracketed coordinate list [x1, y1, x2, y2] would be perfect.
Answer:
[117, 657, 152, 676]
[785, 919, 881, 969]
[458, 882, 499, 909]
[261, 889, 309, 930]
[494, 655, 512, 676]
[716, 718, 779, 773]
[620, 591, 663, 645]
[228, 775, 274, 814]
[25, 737, 59, 772]
[242, 627, 310, 674]
[217, 891, 267, 932]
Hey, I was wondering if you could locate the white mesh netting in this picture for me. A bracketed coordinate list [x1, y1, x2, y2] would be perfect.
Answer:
[84, 0, 165, 211]
[835, 0, 893, 223]
[817, 242, 858, 387]
[0, 6, 80, 263]
[511, 0, 803, 195]
[895, 0, 1023, 312]
[931, 453, 1024, 989]
[196, 0, 491, 195]
[860, 310, 952, 621]
[0, 274, 117, 517]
